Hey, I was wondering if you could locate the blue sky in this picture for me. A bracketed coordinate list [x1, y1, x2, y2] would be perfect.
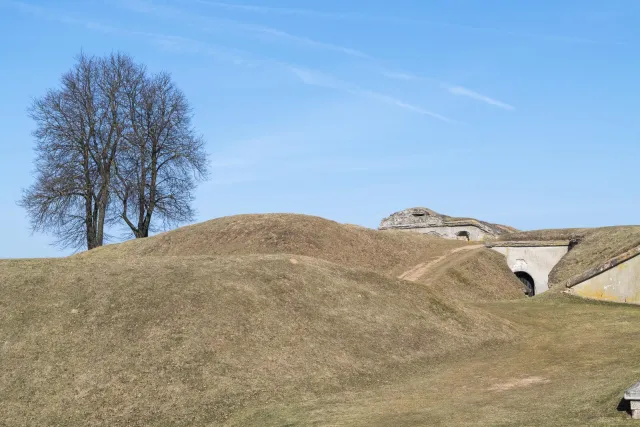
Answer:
[0, 0, 639, 258]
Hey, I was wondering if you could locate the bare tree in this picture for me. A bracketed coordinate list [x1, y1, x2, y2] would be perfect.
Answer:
[20, 53, 145, 250]
[114, 72, 208, 238]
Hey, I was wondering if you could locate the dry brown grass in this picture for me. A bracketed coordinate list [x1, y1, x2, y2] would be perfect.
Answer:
[420, 248, 527, 301]
[3, 214, 640, 426]
[79, 214, 467, 277]
[500, 226, 640, 287]
[0, 253, 517, 426]
[231, 294, 640, 427]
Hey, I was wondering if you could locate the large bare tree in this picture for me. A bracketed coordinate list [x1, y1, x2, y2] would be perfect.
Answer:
[114, 72, 208, 238]
[21, 53, 143, 249]
[20, 52, 206, 250]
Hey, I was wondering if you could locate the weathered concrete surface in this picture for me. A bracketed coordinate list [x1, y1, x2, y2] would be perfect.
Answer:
[562, 245, 640, 289]
[486, 241, 569, 295]
[625, 381, 640, 400]
[379, 207, 515, 241]
[624, 381, 640, 419]
[396, 225, 489, 241]
[567, 250, 640, 304]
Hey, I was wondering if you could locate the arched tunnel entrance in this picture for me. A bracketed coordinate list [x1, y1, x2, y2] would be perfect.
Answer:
[515, 271, 535, 297]
[456, 231, 470, 241]
[486, 241, 571, 296]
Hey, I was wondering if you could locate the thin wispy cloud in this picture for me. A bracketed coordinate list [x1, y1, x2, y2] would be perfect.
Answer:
[355, 90, 457, 123]
[114, 0, 371, 58]
[447, 86, 515, 111]
[241, 24, 370, 58]
[381, 71, 419, 81]
[106, 0, 514, 114]
[6, 1, 89, 26]
[191, 0, 352, 20]
[7, 0, 275, 66]
[382, 71, 515, 112]
[288, 67, 458, 123]
[190, 0, 621, 45]
[288, 67, 345, 89]
[7, 1, 455, 123]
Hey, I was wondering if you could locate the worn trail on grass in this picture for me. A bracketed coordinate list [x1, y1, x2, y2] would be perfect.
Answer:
[398, 244, 484, 282]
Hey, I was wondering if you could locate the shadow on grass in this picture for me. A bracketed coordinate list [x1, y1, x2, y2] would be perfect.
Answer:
[616, 398, 630, 416]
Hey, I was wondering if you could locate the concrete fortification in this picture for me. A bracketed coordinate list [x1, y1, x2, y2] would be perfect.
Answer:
[380, 207, 640, 303]
[379, 207, 516, 241]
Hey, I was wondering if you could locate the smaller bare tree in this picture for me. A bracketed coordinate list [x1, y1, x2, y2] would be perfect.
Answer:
[114, 72, 208, 238]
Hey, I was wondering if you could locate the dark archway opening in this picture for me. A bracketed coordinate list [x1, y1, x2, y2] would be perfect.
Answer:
[515, 271, 535, 297]
[456, 231, 470, 241]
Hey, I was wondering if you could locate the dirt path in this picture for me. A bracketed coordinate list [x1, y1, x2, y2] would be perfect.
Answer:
[398, 244, 484, 282]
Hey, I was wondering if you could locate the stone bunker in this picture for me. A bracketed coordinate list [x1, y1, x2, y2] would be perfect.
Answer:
[380, 207, 570, 296]
[379, 207, 515, 241]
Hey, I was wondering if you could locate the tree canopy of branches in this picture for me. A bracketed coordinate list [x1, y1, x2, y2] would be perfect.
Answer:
[20, 52, 208, 250]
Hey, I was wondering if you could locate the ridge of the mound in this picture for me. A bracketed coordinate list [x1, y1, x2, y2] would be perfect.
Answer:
[78, 213, 469, 277]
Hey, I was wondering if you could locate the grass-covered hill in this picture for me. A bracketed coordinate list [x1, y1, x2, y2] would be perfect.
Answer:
[0, 214, 524, 426]
[3, 214, 640, 426]
[79, 214, 469, 277]
[420, 248, 527, 302]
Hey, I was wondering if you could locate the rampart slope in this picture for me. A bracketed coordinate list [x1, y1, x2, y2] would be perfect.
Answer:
[78, 213, 468, 277]
[0, 251, 517, 425]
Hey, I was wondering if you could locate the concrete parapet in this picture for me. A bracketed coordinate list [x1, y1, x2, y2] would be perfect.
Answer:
[485, 240, 572, 248]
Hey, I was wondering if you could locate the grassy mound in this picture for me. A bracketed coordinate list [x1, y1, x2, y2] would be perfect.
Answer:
[236, 295, 640, 427]
[0, 255, 516, 426]
[4, 213, 640, 426]
[501, 226, 640, 287]
[549, 226, 640, 286]
[80, 214, 467, 276]
[421, 248, 527, 301]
